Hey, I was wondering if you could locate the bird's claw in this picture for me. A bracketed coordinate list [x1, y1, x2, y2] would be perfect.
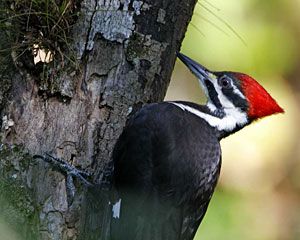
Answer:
[33, 153, 93, 205]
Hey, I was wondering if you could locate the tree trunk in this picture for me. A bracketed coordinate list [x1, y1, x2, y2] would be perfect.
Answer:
[0, 0, 196, 239]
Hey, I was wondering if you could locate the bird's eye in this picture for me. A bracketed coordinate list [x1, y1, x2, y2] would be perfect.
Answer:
[218, 76, 232, 89]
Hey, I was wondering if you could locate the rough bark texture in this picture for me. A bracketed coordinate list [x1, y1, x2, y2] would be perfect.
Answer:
[0, 0, 197, 239]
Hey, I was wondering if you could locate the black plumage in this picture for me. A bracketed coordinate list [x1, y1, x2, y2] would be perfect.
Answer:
[110, 52, 283, 240]
[111, 101, 222, 240]
[32, 52, 282, 240]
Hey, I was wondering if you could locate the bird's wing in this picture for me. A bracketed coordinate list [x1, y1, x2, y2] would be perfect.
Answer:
[111, 103, 221, 240]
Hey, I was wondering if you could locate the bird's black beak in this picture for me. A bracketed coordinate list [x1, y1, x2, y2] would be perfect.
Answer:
[177, 52, 216, 83]
[177, 52, 217, 98]
[177, 52, 217, 99]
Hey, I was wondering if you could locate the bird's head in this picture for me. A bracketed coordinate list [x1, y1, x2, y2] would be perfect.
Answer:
[177, 52, 284, 132]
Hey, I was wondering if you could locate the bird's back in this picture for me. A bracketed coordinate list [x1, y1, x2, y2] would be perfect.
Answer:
[111, 102, 221, 240]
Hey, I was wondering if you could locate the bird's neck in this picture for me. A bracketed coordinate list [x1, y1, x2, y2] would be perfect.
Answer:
[170, 101, 250, 139]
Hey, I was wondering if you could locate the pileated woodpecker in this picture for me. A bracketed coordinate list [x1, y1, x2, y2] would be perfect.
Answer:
[111, 53, 284, 240]
[34, 52, 284, 240]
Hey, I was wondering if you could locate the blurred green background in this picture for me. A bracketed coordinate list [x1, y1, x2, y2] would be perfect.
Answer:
[166, 0, 300, 239]
[1, 1, 300, 240]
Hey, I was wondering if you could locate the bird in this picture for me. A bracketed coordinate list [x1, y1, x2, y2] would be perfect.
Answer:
[110, 52, 284, 240]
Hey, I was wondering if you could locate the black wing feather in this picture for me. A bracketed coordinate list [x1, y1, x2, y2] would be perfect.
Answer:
[111, 102, 221, 240]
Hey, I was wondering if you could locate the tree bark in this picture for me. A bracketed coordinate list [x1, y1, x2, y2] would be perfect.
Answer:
[0, 0, 196, 239]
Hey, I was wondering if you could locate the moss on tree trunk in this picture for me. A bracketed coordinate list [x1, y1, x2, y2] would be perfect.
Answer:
[0, 0, 197, 239]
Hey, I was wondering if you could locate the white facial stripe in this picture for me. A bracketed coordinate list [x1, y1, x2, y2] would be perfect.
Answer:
[204, 75, 246, 110]
[197, 79, 209, 97]
[232, 85, 246, 99]
[197, 75, 218, 111]
[215, 79, 247, 111]
[211, 80, 236, 109]
[207, 101, 217, 112]
[223, 107, 248, 128]
[170, 102, 248, 132]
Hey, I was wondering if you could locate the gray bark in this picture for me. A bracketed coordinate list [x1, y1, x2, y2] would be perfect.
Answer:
[0, 0, 197, 239]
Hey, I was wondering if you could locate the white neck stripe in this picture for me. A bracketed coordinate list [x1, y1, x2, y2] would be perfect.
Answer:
[170, 102, 248, 132]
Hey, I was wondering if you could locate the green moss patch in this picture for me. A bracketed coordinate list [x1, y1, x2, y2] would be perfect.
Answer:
[0, 145, 38, 239]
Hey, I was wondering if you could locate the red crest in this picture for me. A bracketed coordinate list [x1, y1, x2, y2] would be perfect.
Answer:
[234, 73, 284, 119]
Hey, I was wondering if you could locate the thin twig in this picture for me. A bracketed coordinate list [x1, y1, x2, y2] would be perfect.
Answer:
[26, 0, 33, 31]
[194, 12, 230, 36]
[198, 2, 247, 46]
[190, 22, 205, 37]
[199, 0, 221, 11]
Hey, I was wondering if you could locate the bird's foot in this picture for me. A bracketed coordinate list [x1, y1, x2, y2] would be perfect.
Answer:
[33, 153, 93, 204]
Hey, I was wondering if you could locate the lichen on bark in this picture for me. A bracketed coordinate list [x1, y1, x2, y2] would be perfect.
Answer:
[0, 0, 197, 239]
[0, 145, 38, 240]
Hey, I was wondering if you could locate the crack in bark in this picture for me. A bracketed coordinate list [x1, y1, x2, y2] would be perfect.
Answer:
[80, 0, 99, 93]
[83, 0, 99, 56]
[0, 0, 198, 239]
